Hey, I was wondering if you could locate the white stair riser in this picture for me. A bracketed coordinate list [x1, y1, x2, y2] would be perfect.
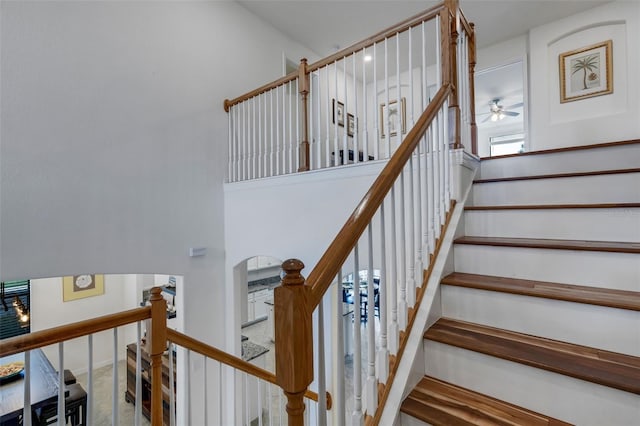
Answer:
[424, 341, 640, 426]
[479, 144, 640, 180]
[441, 285, 640, 356]
[453, 244, 640, 291]
[464, 208, 640, 241]
[472, 172, 640, 205]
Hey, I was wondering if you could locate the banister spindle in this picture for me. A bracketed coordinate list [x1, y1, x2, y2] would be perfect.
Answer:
[298, 58, 310, 172]
[149, 287, 167, 426]
[275, 259, 313, 426]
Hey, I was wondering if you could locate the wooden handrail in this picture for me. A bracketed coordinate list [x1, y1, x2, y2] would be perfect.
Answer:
[224, 70, 299, 112]
[166, 329, 329, 408]
[458, 7, 473, 36]
[306, 83, 452, 308]
[0, 306, 151, 357]
[306, 4, 444, 73]
[223, 4, 444, 111]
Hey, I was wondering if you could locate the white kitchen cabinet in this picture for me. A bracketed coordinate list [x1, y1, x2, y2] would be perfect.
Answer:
[253, 288, 271, 319]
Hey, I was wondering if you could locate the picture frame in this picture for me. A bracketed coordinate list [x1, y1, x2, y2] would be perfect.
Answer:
[333, 99, 345, 126]
[347, 113, 355, 137]
[63, 274, 105, 301]
[380, 98, 406, 138]
[559, 40, 613, 103]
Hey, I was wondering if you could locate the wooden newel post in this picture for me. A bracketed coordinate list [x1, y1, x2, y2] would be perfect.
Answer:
[468, 22, 478, 155]
[148, 287, 167, 426]
[444, 0, 463, 149]
[275, 259, 313, 426]
[298, 58, 311, 172]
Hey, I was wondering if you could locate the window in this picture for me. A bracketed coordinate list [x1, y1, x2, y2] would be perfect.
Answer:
[1, 280, 31, 339]
[490, 133, 525, 157]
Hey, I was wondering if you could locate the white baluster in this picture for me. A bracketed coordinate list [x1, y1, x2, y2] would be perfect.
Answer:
[388, 187, 400, 351]
[398, 167, 409, 328]
[295, 78, 300, 172]
[373, 43, 379, 161]
[170, 343, 176, 426]
[352, 52, 358, 164]
[317, 296, 327, 425]
[406, 28, 417, 309]
[325, 66, 331, 169]
[334, 270, 346, 426]
[242, 102, 247, 181]
[333, 61, 339, 166]
[135, 322, 142, 426]
[186, 349, 191, 425]
[111, 327, 117, 426]
[228, 105, 233, 181]
[352, 246, 363, 426]
[252, 97, 257, 180]
[87, 334, 94, 425]
[22, 350, 31, 425]
[271, 88, 276, 177]
[289, 81, 295, 174]
[377, 204, 389, 382]
[343, 58, 348, 164]
[361, 47, 368, 162]
[202, 356, 210, 425]
[58, 342, 64, 426]
[384, 38, 391, 158]
[366, 225, 378, 414]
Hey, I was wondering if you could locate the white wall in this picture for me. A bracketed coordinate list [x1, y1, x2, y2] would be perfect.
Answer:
[30, 274, 139, 373]
[528, 0, 640, 149]
[0, 1, 314, 350]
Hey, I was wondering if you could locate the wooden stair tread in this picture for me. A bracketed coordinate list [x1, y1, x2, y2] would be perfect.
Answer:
[464, 202, 640, 211]
[401, 376, 572, 426]
[424, 318, 640, 394]
[441, 273, 640, 311]
[454, 236, 640, 254]
[473, 167, 640, 184]
[480, 139, 640, 161]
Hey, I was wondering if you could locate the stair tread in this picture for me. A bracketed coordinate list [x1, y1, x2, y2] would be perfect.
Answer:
[464, 202, 640, 211]
[473, 167, 640, 184]
[454, 236, 640, 254]
[441, 272, 640, 311]
[480, 139, 640, 161]
[424, 318, 640, 394]
[401, 376, 572, 426]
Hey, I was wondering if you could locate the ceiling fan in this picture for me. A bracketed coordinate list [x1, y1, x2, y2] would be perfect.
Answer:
[481, 98, 522, 123]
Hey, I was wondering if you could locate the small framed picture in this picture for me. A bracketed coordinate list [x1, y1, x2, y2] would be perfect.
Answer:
[559, 40, 613, 103]
[63, 274, 105, 301]
[347, 113, 355, 137]
[380, 98, 406, 138]
[333, 99, 345, 126]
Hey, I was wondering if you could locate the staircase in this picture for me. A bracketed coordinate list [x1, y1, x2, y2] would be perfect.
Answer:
[400, 140, 640, 425]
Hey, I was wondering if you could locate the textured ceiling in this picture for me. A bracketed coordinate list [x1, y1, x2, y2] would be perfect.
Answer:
[238, 0, 613, 58]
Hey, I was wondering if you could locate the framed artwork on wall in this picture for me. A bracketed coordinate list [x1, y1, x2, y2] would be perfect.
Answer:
[333, 99, 345, 126]
[347, 113, 355, 137]
[63, 274, 105, 301]
[380, 98, 406, 138]
[559, 40, 613, 103]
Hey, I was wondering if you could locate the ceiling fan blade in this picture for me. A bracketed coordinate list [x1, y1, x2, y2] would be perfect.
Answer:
[503, 111, 520, 117]
[505, 102, 524, 109]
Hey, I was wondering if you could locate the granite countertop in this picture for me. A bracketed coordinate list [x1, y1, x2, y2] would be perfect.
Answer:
[264, 297, 274, 306]
[242, 340, 269, 362]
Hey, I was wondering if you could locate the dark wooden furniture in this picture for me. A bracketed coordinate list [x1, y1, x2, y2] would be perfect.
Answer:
[36, 382, 87, 426]
[0, 349, 63, 424]
[125, 343, 176, 425]
[331, 149, 375, 165]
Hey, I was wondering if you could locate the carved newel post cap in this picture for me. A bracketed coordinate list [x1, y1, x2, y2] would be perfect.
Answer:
[149, 287, 163, 300]
[281, 259, 305, 286]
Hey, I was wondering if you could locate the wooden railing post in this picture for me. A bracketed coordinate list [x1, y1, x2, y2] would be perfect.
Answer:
[149, 287, 167, 426]
[298, 58, 311, 172]
[443, 0, 462, 149]
[468, 22, 478, 155]
[275, 259, 313, 426]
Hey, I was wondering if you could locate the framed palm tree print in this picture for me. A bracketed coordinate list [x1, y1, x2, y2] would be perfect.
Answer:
[559, 40, 612, 103]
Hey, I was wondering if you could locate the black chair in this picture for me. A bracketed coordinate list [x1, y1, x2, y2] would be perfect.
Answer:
[60, 369, 76, 385]
[35, 383, 87, 426]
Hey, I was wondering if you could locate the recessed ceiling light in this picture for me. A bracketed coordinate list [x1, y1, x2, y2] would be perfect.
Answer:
[364, 55, 372, 62]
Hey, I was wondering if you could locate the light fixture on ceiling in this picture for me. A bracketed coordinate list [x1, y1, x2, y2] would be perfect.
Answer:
[482, 98, 521, 123]
[1, 282, 8, 311]
[364, 55, 372, 62]
[12, 295, 30, 324]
